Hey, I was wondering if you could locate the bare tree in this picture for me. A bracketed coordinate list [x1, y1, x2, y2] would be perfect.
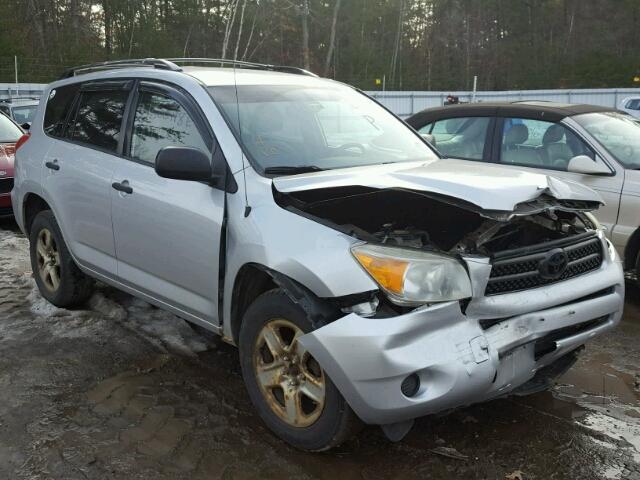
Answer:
[323, 0, 342, 77]
[233, 0, 248, 60]
[221, 0, 240, 59]
[300, 0, 310, 70]
[389, 0, 405, 87]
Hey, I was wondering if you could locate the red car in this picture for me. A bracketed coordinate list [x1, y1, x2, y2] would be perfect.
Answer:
[0, 112, 24, 218]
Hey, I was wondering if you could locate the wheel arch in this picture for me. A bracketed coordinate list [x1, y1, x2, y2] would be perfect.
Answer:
[22, 193, 52, 236]
[623, 226, 640, 271]
[228, 263, 357, 345]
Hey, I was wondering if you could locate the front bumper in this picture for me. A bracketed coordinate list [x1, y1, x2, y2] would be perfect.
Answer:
[298, 234, 625, 425]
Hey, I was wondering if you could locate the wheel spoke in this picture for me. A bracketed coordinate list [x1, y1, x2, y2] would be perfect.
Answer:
[299, 377, 325, 403]
[36, 242, 47, 259]
[42, 229, 52, 249]
[261, 324, 285, 357]
[49, 267, 60, 290]
[255, 361, 283, 388]
[284, 391, 301, 424]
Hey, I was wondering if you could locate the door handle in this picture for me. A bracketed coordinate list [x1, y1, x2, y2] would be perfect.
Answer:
[45, 160, 60, 171]
[112, 181, 133, 194]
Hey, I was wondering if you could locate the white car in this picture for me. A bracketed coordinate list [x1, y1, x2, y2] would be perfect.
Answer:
[11, 60, 625, 450]
[407, 101, 640, 285]
[620, 96, 640, 119]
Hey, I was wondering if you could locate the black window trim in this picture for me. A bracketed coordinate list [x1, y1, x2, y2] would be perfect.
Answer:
[492, 116, 615, 176]
[64, 83, 133, 156]
[122, 80, 214, 168]
[122, 79, 237, 192]
[41, 76, 235, 192]
[43, 80, 134, 158]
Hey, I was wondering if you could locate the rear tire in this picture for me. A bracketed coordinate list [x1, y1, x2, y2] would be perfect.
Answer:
[29, 210, 93, 308]
[636, 250, 640, 289]
[239, 288, 361, 451]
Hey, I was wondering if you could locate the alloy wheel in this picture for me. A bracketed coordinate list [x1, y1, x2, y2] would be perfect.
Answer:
[253, 318, 326, 428]
[36, 228, 61, 292]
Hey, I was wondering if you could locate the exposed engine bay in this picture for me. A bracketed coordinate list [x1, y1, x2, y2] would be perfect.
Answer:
[274, 186, 598, 256]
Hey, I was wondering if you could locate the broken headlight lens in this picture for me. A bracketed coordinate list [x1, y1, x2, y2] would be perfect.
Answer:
[351, 244, 472, 306]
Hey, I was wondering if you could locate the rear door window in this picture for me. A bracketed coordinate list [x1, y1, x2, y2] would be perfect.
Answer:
[67, 88, 129, 153]
[420, 116, 490, 160]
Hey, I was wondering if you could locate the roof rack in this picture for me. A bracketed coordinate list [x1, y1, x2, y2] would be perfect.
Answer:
[59, 58, 182, 79]
[165, 58, 318, 77]
[59, 57, 318, 80]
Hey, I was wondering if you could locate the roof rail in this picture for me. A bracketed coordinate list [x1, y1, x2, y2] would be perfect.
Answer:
[59, 58, 182, 79]
[166, 58, 318, 77]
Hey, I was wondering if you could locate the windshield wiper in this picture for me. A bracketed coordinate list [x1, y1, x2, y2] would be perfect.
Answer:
[264, 165, 325, 175]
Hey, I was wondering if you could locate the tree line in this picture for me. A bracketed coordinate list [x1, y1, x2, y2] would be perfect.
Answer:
[0, 0, 639, 90]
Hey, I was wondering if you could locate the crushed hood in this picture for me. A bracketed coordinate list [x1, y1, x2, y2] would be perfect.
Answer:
[272, 159, 603, 214]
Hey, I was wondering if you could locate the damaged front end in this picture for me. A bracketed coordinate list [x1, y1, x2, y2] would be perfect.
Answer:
[272, 168, 624, 440]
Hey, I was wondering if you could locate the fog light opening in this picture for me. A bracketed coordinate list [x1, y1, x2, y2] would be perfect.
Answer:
[401, 373, 420, 398]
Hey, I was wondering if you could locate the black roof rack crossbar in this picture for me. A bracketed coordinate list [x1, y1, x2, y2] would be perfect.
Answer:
[166, 58, 318, 77]
[60, 58, 182, 79]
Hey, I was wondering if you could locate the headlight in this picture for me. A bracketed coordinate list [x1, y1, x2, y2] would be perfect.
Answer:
[351, 243, 472, 306]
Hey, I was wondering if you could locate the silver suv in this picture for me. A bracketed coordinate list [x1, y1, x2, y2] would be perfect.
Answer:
[12, 59, 625, 451]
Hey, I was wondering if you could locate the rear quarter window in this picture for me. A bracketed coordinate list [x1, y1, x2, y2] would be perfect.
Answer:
[44, 84, 81, 138]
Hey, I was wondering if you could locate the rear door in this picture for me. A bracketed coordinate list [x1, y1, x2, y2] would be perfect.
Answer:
[111, 81, 225, 325]
[43, 80, 132, 276]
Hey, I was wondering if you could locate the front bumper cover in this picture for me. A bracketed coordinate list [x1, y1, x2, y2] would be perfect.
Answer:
[298, 234, 624, 425]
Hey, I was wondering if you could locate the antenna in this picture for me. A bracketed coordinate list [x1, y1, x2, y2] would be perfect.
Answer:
[229, 60, 251, 217]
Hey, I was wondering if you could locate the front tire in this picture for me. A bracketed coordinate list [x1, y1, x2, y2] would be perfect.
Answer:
[239, 289, 361, 451]
[29, 210, 93, 308]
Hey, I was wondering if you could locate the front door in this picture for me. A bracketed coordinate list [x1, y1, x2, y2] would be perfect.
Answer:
[111, 82, 224, 324]
[496, 117, 623, 236]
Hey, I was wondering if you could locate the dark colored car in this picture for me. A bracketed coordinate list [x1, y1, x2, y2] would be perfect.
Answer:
[0, 112, 25, 217]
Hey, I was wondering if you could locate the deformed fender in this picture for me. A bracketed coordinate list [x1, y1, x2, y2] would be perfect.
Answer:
[259, 266, 343, 329]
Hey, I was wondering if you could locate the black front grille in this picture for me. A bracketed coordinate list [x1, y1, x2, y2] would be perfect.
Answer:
[485, 232, 604, 296]
[0, 177, 13, 194]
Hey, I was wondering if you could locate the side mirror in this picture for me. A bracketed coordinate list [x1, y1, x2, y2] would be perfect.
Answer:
[567, 155, 610, 175]
[155, 146, 212, 182]
[21, 122, 30, 131]
[421, 133, 436, 146]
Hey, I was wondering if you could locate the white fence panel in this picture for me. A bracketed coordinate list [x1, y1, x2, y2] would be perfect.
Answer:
[1, 83, 639, 118]
[366, 88, 640, 117]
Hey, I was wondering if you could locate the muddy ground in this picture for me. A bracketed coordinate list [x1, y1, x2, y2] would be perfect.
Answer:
[0, 218, 638, 480]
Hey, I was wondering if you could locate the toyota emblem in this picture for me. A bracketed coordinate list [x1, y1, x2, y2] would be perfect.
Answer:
[538, 248, 568, 280]
[0, 170, 6, 176]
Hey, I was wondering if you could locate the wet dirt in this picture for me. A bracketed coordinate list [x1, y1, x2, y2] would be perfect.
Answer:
[0, 219, 638, 480]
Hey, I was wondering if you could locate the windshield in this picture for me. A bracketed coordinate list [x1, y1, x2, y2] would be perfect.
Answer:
[573, 112, 640, 169]
[0, 113, 22, 143]
[208, 84, 438, 174]
[12, 105, 37, 124]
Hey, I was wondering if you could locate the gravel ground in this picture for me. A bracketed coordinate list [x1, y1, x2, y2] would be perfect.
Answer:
[0, 218, 638, 480]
